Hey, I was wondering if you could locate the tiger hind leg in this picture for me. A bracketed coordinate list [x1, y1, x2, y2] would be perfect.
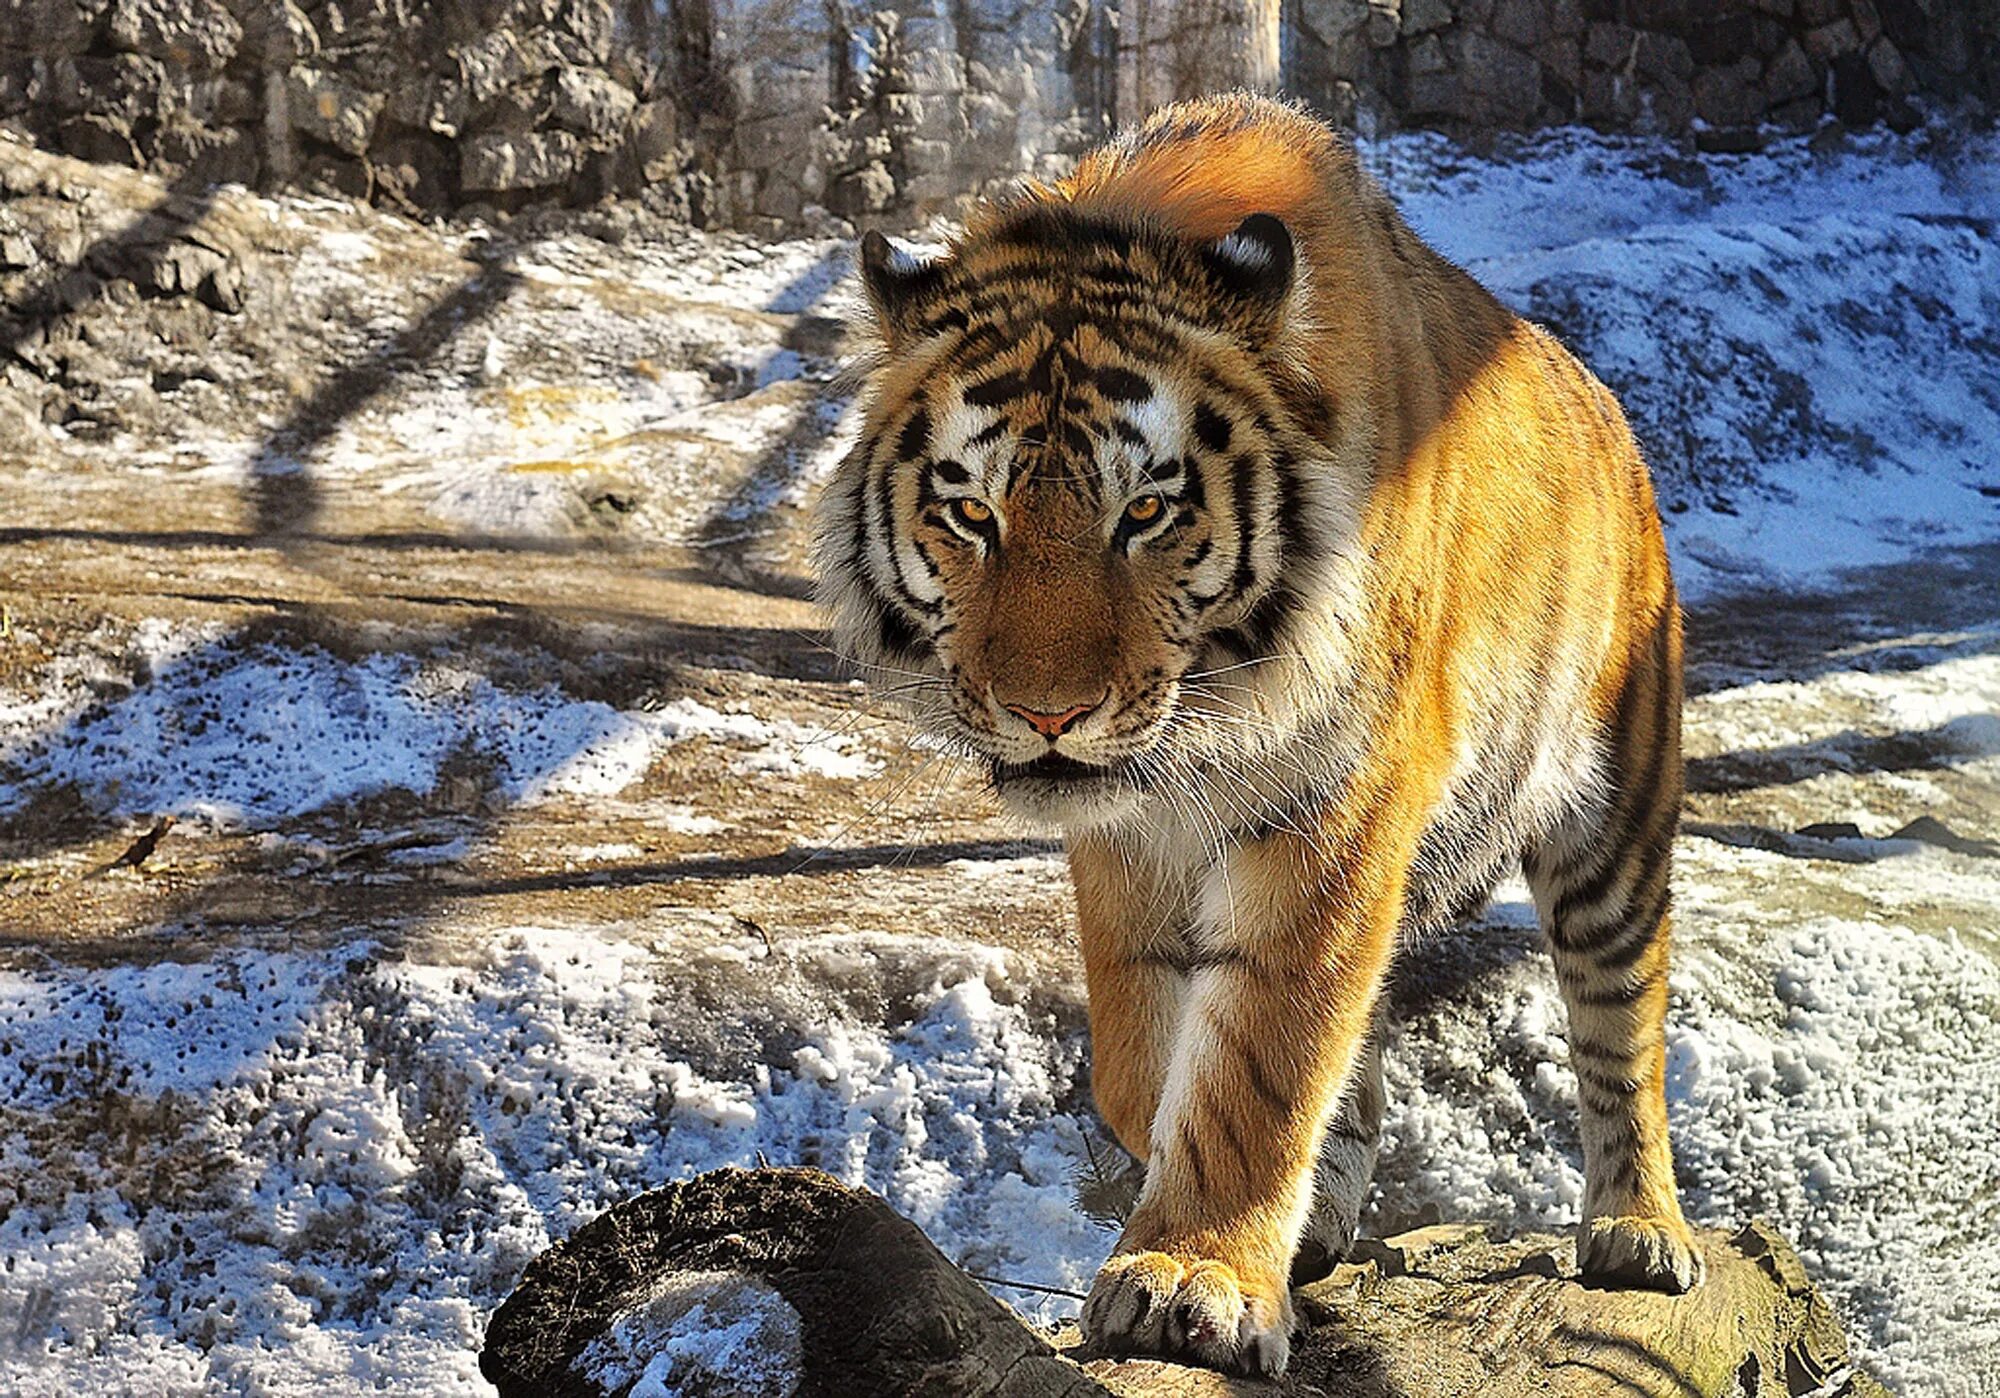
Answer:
[1290, 1011, 1385, 1285]
[1527, 612, 1702, 1293]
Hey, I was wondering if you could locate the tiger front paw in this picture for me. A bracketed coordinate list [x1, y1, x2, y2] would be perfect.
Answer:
[1579, 1212, 1705, 1293]
[1082, 1247, 1293, 1377]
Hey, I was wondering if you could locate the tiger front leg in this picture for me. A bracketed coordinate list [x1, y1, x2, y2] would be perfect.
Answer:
[1081, 825, 1402, 1378]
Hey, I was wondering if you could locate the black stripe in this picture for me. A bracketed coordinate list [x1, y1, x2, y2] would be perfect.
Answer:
[1214, 586, 1302, 660]
[932, 459, 970, 485]
[1583, 873, 1672, 974]
[1094, 365, 1152, 402]
[1111, 418, 1145, 446]
[1180, 1125, 1208, 1192]
[963, 371, 1026, 408]
[896, 407, 930, 461]
[1597, 1156, 1640, 1199]
[1571, 1030, 1647, 1066]
[1179, 456, 1209, 512]
[1271, 451, 1315, 566]
[1568, 975, 1651, 1008]
[1192, 402, 1231, 452]
[1229, 454, 1259, 600]
[1216, 1115, 1252, 1179]
[874, 458, 943, 618]
[1574, 1058, 1639, 1097]
[967, 418, 1009, 449]
[1242, 1044, 1289, 1115]
[986, 208, 1137, 259]
[877, 605, 928, 660]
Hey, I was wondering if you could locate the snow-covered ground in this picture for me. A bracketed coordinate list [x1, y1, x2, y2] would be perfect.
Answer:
[1, 121, 1997, 1396]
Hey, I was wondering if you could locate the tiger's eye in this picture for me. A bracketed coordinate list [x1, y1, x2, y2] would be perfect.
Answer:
[1125, 494, 1164, 524]
[955, 498, 992, 523]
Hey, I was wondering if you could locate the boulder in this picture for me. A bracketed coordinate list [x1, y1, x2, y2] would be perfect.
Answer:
[284, 66, 384, 157]
[482, 1167, 1894, 1398]
[547, 66, 636, 143]
[107, 0, 241, 72]
[460, 129, 582, 191]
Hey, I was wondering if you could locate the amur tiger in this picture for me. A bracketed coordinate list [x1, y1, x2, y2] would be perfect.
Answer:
[813, 91, 1700, 1377]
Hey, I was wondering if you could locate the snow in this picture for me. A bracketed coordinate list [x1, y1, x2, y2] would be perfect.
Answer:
[1374, 852, 2000, 1394]
[1364, 125, 2000, 598]
[0, 927, 1099, 1396]
[574, 1273, 804, 1398]
[0, 637, 877, 826]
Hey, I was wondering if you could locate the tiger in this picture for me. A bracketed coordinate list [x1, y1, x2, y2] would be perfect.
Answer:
[812, 91, 1701, 1377]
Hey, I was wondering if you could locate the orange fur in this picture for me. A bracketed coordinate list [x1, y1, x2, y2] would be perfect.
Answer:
[817, 93, 1700, 1378]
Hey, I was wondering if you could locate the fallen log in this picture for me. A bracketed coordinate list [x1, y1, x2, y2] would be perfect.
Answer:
[480, 1166, 1890, 1397]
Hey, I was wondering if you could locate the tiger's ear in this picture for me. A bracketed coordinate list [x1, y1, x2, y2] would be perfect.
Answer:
[860, 229, 945, 347]
[1204, 213, 1295, 311]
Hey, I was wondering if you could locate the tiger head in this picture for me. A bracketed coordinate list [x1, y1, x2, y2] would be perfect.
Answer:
[815, 191, 1368, 833]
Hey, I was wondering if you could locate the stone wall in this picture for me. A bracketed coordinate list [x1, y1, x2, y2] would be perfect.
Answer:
[0, 0, 1994, 230]
[1293, 0, 1998, 148]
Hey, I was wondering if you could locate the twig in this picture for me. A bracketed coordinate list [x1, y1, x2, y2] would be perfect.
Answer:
[963, 1270, 1088, 1301]
[733, 914, 775, 954]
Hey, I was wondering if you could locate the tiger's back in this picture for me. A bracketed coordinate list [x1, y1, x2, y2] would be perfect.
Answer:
[815, 93, 1697, 1377]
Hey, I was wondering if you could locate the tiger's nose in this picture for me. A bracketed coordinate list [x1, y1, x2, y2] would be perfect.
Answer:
[1003, 698, 1103, 740]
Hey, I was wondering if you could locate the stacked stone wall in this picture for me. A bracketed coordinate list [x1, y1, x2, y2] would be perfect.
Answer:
[0, 0, 1993, 229]
[1293, 0, 1994, 149]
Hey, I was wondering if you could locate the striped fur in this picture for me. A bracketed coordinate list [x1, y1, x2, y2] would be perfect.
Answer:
[813, 93, 1700, 1378]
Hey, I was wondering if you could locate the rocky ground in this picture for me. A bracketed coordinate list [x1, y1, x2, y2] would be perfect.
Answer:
[0, 125, 1997, 1395]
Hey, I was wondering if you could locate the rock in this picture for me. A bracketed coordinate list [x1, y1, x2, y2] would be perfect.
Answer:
[285, 67, 384, 157]
[107, 0, 241, 72]
[1490, 0, 1544, 49]
[0, 227, 38, 270]
[831, 161, 895, 216]
[1449, 30, 1543, 123]
[370, 132, 451, 211]
[1584, 21, 1635, 69]
[1633, 31, 1694, 84]
[547, 67, 636, 142]
[1805, 18, 1862, 60]
[1764, 38, 1818, 104]
[1399, 0, 1450, 34]
[299, 149, 370, 199]
[152, 117, 259, 187]
[58, 113, 142, 166]
[1888, 815, 1999, 858]
[1693, 56, 1768, 127]
[236, 0, 318, 64]
[483, 1168, 1892, 1398]
[1867, 37, 1913, 95]
[1797, 820, 1866, 841]
[1830, 49, 1880, 124]
[460, 130, 582, 191]
[0, 0, 104, 54]
[628, 96, 679, 180]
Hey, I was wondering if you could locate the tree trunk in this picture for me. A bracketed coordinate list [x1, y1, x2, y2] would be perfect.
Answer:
[1116, 0, 1283, 126]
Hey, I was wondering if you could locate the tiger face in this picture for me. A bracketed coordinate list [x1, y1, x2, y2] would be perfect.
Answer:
[816, 211, 1350, 831]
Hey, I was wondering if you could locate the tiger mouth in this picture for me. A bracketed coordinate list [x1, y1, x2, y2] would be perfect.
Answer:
[990, 753, 1133, 788]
